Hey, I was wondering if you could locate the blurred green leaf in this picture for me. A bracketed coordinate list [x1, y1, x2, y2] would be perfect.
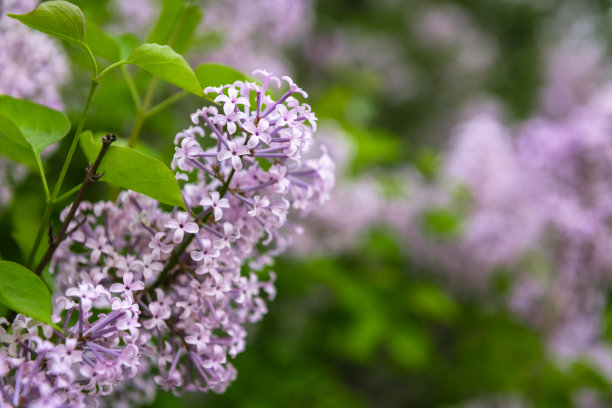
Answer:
[8, 1, 85, 45]
[195, 63, 250, 102]
[85, 20, 120, 61]
[0, 96, 71, 155]
[0, 113, 37, 170]
[147, 0, 203, 53]
[195, 63, 249, 87]
[127, 43, 202, 96]
[387, 325, 431, 369]
[0, 261, 52, 325]
[171, 5, 203, 53]
[147, 0, 186, 45]
[415, 149, 441, 181]
[410, 284, 458, 323]
[80, 130, 185, 208]
[421, 207, 463, 239]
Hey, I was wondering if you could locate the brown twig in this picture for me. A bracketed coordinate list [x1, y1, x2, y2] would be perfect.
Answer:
[33, 134, 117, 276]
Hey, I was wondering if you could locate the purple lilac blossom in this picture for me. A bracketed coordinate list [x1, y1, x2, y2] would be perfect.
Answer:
[108, 0, 157, 37]
[538, 10, 611, 118]
[289, 122, 421, 255]
[401, 112, 543, 289]
[402, 83, 612, 379]
[0, 0, 68, 110]
[0, 72, 334, 407]
[202, 0, 312, 74]
[510, 82, 612, 373]
[0, 0, 69, 211]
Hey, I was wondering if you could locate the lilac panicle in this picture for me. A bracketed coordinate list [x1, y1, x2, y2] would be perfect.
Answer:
[0, 72, 333, 407]
[0, 0, 68, 110]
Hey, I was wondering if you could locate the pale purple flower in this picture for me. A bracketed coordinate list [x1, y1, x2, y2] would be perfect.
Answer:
[213, 111, 246, 135]
[164, 212, 199, 244]
[190, 239, 220, 264]
[243, 118, 272, 148]
[184, 323, 211, 353]
[148, 232, 173, 260]
[173, 138, 202, 171]
[109, 272, 145, 298]
[200, 191, 230, 221]
[85, 236, 114, 263]
[214, 87, 250, 115]
[142, 302, 171, 331]
[248, 195, 270, 217]
[217, 140, 250, 170]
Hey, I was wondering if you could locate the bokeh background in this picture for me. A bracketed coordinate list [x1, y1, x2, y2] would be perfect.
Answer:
[6, 0, 612, 406]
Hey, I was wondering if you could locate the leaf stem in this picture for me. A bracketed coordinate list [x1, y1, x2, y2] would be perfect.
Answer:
[83, 44, 99, 78]
[121, 65, 141, 110]
[128, 76, 159, 148]
[54, 183, 83, 204]
[51, 79, 98, 199]
[28, 79, 99, 265]
[33, 135, 117, 276]
[35, 156, 50, 200]
[96, 60, 127, 81]
[27, 205, 52, 267]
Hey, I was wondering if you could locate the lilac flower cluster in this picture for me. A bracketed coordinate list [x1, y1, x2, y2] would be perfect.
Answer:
[108, 0, 156, 37]
[0, 0, 68, 110]
[0, 0, 68, 211]
[402, 83, 612, 378]
[0, 72, 333, 407]
[202, 0, 313, 74]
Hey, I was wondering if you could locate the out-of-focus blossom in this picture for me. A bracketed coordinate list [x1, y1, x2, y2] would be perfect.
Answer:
[202, 0, 312, 74]
[0, 0, 69, 110]
[108, 0, 157, 36]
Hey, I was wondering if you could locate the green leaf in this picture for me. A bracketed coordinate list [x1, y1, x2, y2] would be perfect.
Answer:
[195, 63, 250, 101]
[421, 207, 463, 239]
[170, 5, 203, 54]
[0, 96, 71, 155]
[80, 131, 185, 208]
[85, 20, 120, 61]
[0, 113, 37, 170]
[147, 0, 203, 52]
[0, 261, 52, 325]
[8, 0, 85, 45]
[147, 0, 186, 45]
[127, 43, 202, 96]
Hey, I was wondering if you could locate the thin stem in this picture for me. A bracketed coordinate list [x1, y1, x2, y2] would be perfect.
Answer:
[33, 135, 117, 276]
[121, 65, 141, 110]
[83, 44, 99, 78]
[96, 60, 127, 81]
[54, 183, 83, 204]
[51, 80, 99, 199]
[27, 204, 52, 267]
[145, 90, 189, 118]
[167, 6, 189, 46]
[35, 156, 50, 200]
[28, 80, 99, 265]
[128, 77, 159, 148]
